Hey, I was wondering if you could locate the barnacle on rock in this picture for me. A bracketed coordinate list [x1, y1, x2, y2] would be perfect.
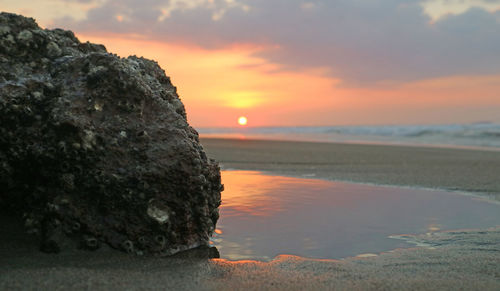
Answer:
[155, 235, 166, 248]
[121, 240, 134, 253]
[147, 201, 170, 225]
[83, 236, 99, 250]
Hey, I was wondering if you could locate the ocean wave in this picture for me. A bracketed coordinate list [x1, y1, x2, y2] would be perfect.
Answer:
[198, 123, 500, 148]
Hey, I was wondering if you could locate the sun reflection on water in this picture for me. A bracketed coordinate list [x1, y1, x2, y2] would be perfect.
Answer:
[221, 170, 338, 217]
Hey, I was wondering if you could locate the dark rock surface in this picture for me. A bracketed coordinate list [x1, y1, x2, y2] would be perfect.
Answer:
[0, 12, 222, 255]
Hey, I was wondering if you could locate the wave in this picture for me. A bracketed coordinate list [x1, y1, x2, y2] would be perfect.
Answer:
[198, 123, 500, 149]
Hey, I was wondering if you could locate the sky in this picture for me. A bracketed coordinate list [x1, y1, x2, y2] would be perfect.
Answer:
[3, 0, 500, 127]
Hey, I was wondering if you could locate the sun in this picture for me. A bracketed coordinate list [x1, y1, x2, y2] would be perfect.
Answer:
[238, 116, 248, 126]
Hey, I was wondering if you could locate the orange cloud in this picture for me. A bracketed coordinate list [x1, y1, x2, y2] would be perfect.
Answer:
[76, 33, 500, 127]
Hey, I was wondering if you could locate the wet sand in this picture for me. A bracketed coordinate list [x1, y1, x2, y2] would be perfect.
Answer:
[201, 138, 500, 201]
[2, 138, 500, 290]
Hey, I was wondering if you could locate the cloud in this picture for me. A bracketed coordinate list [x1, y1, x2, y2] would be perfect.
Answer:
[54, 0, 500, 85]
[421, 0, 500, 20]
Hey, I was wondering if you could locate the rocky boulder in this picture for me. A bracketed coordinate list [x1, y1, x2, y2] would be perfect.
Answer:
[0, 12, 222, 255]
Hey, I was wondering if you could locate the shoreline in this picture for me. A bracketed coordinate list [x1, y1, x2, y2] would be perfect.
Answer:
[201, 137, 500, 202]
[200, 134, 500, 153]
[223, 168, 500, 207]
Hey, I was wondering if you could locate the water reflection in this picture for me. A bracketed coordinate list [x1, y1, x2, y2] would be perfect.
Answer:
[220, 170, 332, 217]
[213, 171, 500, 261]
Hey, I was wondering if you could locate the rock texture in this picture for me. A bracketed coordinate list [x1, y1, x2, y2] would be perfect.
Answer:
[0, 12, 222, 255]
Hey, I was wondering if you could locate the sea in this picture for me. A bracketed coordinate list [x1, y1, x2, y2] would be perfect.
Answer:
[198, 123, 500, 150]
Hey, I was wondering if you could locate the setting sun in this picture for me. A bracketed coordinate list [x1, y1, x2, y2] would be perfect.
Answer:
[238, 116, 248, 126]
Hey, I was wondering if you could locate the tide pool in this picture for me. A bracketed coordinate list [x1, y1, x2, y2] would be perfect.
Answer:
[212, 171, 500, 261]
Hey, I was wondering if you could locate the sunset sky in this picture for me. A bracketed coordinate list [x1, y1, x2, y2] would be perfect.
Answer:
[3, 0, 500, 127]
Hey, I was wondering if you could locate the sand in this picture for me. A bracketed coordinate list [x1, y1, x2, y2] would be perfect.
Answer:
[1, 138, 499, 290]
[201, 138, 500, 201]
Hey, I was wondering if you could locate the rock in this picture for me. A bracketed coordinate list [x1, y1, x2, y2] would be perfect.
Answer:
[0, 12, 222, 256]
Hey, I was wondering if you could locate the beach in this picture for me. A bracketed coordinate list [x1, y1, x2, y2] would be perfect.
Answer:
[201, 138, 500, 201]
[1, 138, 500, 290]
